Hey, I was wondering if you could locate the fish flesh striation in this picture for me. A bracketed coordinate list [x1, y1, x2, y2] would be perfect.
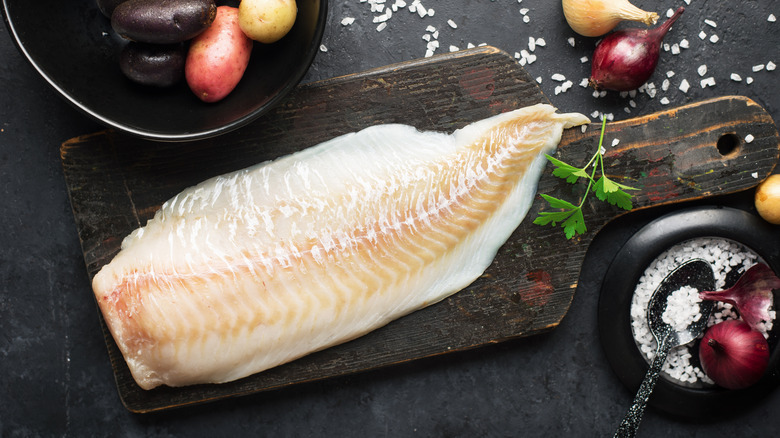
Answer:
[92, 104, 589, 390]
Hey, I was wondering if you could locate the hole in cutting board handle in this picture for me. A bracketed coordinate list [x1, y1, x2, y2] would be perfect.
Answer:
[716, 132, 741, 156]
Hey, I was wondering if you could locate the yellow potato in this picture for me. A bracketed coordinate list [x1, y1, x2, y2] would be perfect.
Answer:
[238, 0, 297, 44]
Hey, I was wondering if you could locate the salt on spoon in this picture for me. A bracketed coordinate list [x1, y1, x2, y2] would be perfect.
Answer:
[614, 259, 715, 437]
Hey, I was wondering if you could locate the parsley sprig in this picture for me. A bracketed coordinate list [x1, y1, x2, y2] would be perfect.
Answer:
[533, 117, 638, 239]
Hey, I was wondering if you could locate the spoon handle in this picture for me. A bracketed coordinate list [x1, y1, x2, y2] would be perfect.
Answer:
[614, 331, 674, 438]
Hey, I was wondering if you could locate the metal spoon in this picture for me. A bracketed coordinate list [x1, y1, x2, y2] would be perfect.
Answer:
[614, 258, 715, 438]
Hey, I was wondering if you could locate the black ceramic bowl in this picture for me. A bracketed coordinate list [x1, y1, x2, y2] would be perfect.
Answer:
[1, 0, 326, 141]
[599, 206, 780, 419]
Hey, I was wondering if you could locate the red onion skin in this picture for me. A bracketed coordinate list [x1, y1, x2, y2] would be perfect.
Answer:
[699, 263, 780, 332]
[589, 7, 684, 91]
[699, 320, 770, 390]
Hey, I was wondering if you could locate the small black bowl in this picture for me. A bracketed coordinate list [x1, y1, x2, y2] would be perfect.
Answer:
[598, 205, 780, 419]
[1, 0, 326, 141]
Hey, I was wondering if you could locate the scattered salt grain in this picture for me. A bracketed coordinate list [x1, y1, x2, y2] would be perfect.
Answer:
[579, 78, 589, 87]
[523, 15, 530, 23]
[769, 14, 777, 22]
[753, 64, 765, 72]
[611, 138, 620, 147]
[679, 79, 690, 93]
[666, 70, 675, 78]
[752, 172, 760, 179]
[520, 8, 529, 15]
[528, 37, 536, 52]
[697, 64, 708, 76]
[551, 73, 566, 82]
[319, 44, 328, 52]
[745, 134, 755, 143]
[660, 97, 670, 105]
[700, 77, 716, 88]
[767, 61, 777, 71]
[376, 22, 387, 32]
[568, 37, 576, 47]
[449, 45, 459, 52]
[591, 110, 601, 119]
[731, 73, 742, 82]
[447, 19, 457, 29]
[580, 56, 588, 63]
[704, 19, 717, 28]
[747, 77, 754, 84]
[679, 38, 690, 49]
[662, 79, 670, 91]
[664, 43, 670, 52]
[666, 8, 675, 18]
[581, 125, 588, 133]
[709, 34, 719, 43]
[535, 76, 542, 84]
[698, 31, 707, 40]
[671, 44, 681, 55]
[629, 99, 637, 108]
[535, 38, 546, 47]
[341, 17, 355, 26]
[425, 25, 437, 33]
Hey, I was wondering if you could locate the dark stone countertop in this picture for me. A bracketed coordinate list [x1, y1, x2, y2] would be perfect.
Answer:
[2, 1, 779, 436]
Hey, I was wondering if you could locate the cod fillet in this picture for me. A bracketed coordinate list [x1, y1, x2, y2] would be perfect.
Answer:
[92, 104, 589, 390]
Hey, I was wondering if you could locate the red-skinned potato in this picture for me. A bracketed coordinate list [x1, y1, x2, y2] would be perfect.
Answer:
[185, 6, 253, 103]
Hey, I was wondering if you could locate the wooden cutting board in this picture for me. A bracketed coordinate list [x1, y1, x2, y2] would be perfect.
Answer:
[61, 46, 780, 413]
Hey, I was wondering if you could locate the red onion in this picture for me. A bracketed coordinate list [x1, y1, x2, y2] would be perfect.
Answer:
[699, 320, 770, 390]
[589, 6, 684, 91]
[699, 263, 780, 332]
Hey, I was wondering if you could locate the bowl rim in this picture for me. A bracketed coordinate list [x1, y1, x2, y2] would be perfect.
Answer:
[1, 0, 328, 142]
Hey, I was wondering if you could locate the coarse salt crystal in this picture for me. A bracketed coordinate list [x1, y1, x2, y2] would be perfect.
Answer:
[611, 138, 620, 147]
[767, 61, 777, 71]
[752, 172, 760, 179]
[666, 8, 675, 18]
[523, 15, 530, 23]
[671, 44, 680, 55]
[579, 78, 589, 87]
[551, 73, 566, 81]
[662, 79, 670, 91]
[698, 31, 707, 40]
[319, 44, 328, 52]
[624, 107, 631, 114]
[447, 19, 457, 29]
[747, 77, 754, 84]
[341, 17, 355, 26]
[679, 79, 690, 93]
[664, 43, 670, 52]
[629, 99, 637, 108]
[568, 37, 575, 47]
[697, 65, 707, 76]
[528, 37, 536, 51]
[591, 111, 600, 118]
[535, 76, 542, 83]
[581, 125, 587, 133]
[660, 97, 670, 105]
[679, 38, 689, 49]
[520, 8, 529, 15]
[666, 70, 675, 78]
[700, 77, 716, 88]
[709, 34, 719, 43]
[580, 56, 588, 63]
[449, 45, 459, 52]
[704, 19, 717, 28]
[730, 73, 742, 82]
[535, 38, 546, 47]
[426, 25, 437, 33]
[769, 14, 777, 22]
[422, 34, 431, 41]
[753, 64, 765, 72]
[526, 53, 536, 64]
[745, 134, 755, 143]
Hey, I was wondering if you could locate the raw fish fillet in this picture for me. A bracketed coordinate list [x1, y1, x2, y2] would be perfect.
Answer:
[92, 104, 589, 390]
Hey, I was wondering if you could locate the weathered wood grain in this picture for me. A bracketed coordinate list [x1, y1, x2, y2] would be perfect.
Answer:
[60, 46, 779, 412]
